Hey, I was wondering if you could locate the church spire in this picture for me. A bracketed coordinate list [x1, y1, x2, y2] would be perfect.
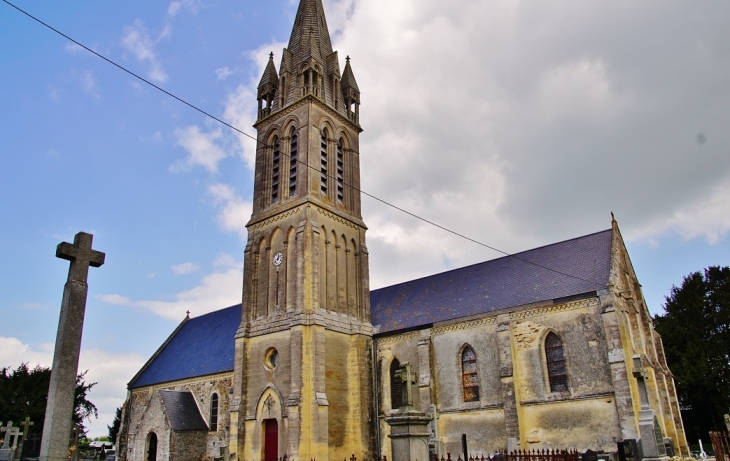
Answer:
[287, 0, 334, 65]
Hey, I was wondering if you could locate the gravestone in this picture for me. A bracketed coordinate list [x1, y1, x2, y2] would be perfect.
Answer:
[385, 362, 432, 461]
[0, 422, 19, 461]
[39, 232, 105, 461]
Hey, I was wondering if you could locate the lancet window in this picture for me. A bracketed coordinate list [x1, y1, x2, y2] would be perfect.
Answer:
[336, 139, 344, 203]
[271, 137, 280, 203]
[320, 129, 329, 195]
[210, 393, 219, 431]
[390, 358, 403, 409]
[461, 346, 479, 402]
[545, 332, 568, 392]
[289, 127, 298, 196]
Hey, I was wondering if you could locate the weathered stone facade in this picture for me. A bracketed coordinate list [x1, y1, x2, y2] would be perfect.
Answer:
[374, 222, 688, 457]
[124, 373, 233, 461]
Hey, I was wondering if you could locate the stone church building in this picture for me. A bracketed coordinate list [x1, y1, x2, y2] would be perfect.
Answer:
[117, 1, 688, 460]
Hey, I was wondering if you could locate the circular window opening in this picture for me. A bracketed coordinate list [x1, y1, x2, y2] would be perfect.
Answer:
[265, 348, 279, 370]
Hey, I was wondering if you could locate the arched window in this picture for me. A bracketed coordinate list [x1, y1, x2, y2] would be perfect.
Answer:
[461, 346, 479, 402]
[271, 136, 280, 203]
[146, 432, 157, 461]
[336, 139, 344, 203]
[210, 393, 219, 431]
[320, 128, 328, 195]
[389, 358, 403, 409]
[545, 332, 568, 392]
[289, 127, 298, 196]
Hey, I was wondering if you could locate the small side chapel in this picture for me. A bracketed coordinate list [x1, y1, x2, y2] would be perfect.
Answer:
[117, 1, 688, 461]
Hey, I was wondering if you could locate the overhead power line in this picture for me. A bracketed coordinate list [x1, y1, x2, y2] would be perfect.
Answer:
[2, 0, 607, 289]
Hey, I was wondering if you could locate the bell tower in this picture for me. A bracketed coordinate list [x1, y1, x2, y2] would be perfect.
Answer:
[229, 1, 375, 460]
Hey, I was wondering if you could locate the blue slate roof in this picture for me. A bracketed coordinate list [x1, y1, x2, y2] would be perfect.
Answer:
[370, 229, 613, 333]
[129, 304, 241, 389]
[130, 229, 614, 387]
[159, 390, 209, 431]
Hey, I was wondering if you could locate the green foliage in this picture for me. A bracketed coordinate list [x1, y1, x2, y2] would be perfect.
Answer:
[0, 363, 98, 434]
[654, 266, 730, 443]
[108, 406, 122, 443]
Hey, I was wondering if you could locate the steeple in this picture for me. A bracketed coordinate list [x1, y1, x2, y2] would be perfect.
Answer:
[236, 2, 374, 460]
[287, 0, 334, 64]
[255, 0, 360, 122]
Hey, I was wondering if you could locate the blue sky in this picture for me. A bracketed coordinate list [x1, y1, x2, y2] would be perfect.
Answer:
[1, 0, 729, 437]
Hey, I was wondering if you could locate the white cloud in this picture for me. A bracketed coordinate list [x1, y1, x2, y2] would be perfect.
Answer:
[168, 0, 200, 17]
[312, 0, 730, 287]
[121, 20, 168, 84]
[629, 178, 730, 244]
[0, 337, 146, 439]
[79, 70, 99, 99]
[172, 262, 200, 275]
[208, 183, 252, 239]
[215, 66, 236, 82]
[99, 255, 242, 320]
[171, 126, 227, 173]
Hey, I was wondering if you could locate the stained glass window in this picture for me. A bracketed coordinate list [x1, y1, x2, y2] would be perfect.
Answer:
[462, 346, 479, 402]
[545, 332, 568, 392]
[210, 393, 219, 431]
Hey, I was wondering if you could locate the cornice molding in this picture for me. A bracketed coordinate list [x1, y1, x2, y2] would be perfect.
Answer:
[509, 297, 598, 320]
[254, 93, 362, 133]
[432, 316, 496, 334]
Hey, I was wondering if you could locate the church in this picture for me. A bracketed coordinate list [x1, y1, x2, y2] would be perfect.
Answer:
[116, 1, 688, 460]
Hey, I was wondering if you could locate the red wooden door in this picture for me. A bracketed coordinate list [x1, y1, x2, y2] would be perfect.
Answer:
[264, 419, 278, 461]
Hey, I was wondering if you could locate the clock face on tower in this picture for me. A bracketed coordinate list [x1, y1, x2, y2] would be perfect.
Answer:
[273, 252, 283, 266]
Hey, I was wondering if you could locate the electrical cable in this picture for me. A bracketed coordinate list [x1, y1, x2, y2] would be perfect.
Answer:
[2, 0, 606, 289]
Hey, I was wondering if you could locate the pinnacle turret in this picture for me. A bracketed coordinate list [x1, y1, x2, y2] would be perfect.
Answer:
[254, 0, 361, 124]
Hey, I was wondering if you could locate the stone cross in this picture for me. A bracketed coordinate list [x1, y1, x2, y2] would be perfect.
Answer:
[40, 232, 105, 461]
[394, 362, 417, 409]
[19, 418, 33, 439]
[1, 421, 14, 449]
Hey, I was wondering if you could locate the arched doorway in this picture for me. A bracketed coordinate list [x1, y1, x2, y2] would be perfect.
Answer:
[263, 419, 278, 461]
[145, 432, 157, 461]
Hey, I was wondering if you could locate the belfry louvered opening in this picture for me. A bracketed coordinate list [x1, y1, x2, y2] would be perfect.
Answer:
[271, 137, 280, 203]
[337, 139, 344, 203]
[289, 127, 298, 196]
[320, 128, 328, 194]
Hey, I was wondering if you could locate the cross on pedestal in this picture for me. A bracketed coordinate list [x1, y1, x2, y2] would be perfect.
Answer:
[40, 232, 105, 461]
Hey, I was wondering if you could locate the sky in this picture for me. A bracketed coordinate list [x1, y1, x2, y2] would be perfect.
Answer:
[1, 0, 729, 438]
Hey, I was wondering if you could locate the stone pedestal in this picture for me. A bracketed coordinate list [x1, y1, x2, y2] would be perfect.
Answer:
[638, 409, 669, 461]
[386, 410, 432, 461]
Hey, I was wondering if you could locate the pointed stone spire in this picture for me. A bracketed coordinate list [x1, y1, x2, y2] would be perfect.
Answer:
[341, 55, 360, 93]
[257, 52, 280, 120]
[258, 52, 280, 91]
[287, 0, 333, 68]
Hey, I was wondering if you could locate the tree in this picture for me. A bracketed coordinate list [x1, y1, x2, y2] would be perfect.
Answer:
[0, 363, 98, 434]
[654, 266, 730, 443]
[108, 406, 122, 444]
